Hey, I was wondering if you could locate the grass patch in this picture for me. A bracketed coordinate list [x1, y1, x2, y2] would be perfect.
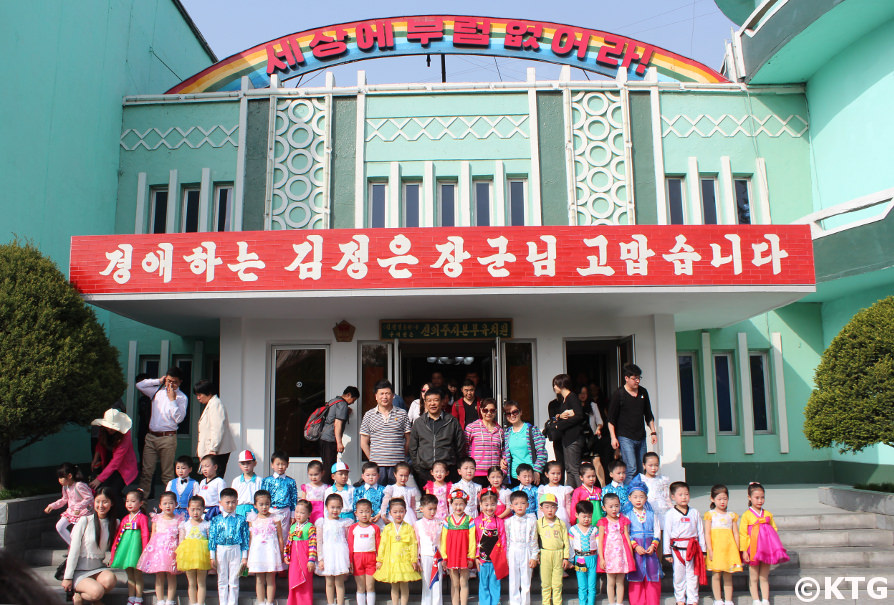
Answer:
[853, 482, 894, 494]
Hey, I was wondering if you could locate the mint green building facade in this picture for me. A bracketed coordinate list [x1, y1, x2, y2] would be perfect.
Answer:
[6, 1, 894, 485]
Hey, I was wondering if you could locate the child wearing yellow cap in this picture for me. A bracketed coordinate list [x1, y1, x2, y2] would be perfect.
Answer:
[537, 492, 571, 605]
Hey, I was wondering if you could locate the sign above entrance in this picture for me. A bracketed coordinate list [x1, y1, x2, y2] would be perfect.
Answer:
[70, 225, 813, 295]
[381, 319, 512, 340]
[166, 15, 728, 94]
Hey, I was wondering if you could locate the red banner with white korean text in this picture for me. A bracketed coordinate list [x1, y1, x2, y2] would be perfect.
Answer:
[69, 226, 814, 295]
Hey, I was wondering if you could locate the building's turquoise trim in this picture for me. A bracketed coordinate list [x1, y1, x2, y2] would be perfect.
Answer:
[629, 92, 657, 225]
[331, 97, 357, 229]
[536, 92, 568, 226]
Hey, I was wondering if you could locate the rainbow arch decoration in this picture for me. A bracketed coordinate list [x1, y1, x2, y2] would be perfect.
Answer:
[167, 15, 728, 94]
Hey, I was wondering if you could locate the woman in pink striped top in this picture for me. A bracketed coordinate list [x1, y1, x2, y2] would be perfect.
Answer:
[464, 398, 504, 488]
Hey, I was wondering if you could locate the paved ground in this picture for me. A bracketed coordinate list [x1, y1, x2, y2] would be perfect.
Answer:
[688, 483, 844, 516]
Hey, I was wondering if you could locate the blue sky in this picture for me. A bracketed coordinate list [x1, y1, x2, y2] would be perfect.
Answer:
[180, 0, 736, 85]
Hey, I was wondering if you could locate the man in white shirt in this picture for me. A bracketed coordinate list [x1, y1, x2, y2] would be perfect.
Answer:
[137, 367, 188, 493]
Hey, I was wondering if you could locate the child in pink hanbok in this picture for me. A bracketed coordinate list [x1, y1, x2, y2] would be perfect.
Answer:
[739, 482, 788, 605]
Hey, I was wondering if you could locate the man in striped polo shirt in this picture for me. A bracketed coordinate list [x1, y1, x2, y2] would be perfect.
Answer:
[359, 379, 410, 486]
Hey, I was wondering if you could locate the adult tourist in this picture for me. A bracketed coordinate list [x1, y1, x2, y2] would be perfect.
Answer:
[318, 386, 360, 473]
[409, 387, 465, 485]
[578, 384, 607, 487]
[463, 398, 504, 487]
[136, 369, 188, 493]
[445, 378, 460, 408]
[406, 382, 432, 424]
[451, 379, 480, 429]
[607, 363, 657, 482]
[61, 487, 120, 604]
[500, 400, 547, 484]
[465, 370, 491, 400]
[89, 409, 139, 493]
[195, 379, 236, 477]
[550, 373, 586, 488]
[359, 380, 411, 485]
[430, 371, 445, 389]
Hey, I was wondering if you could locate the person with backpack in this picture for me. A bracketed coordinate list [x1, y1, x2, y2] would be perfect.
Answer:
[500, 400, 547, 485]
[316, 386, 360, 474]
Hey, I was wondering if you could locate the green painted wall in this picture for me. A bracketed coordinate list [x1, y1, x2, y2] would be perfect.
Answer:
[629, 92, 657, 225]
[0, 0, 214, 470]
[660, 92, 813, 224]
[536, 92, 568, 226]
[243, 99, 270, 231]
[331, 97, 357, 229]
[807, 17, 894, 210]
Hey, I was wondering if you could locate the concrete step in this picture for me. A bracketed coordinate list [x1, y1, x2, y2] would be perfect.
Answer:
[41, 528, 67, 549]
[793, 545, 894, 568]
[782, 528, 894, 548]
[25, 547, 67, 566]
[775, 512, 879, 531]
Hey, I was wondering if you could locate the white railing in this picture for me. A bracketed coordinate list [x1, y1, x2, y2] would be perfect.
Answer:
[792, 187, 894, 239]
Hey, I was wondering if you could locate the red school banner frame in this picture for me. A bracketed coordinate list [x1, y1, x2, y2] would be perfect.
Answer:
[167, 15, 728, 94]
[70, 226, 814, 295]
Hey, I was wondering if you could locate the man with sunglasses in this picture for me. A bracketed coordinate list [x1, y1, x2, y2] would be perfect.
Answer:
[607, 363, 657, 483]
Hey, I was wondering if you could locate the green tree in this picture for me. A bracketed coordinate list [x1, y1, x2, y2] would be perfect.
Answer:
[804, 296, 894, 452]
[0, 241, 126, 490]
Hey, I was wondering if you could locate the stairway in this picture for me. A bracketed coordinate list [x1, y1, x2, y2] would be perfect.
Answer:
[23, 511, 894, 604]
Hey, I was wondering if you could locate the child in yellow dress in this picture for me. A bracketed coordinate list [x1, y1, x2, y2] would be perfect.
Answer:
[176, 495, 212, 605]
[704, 485, 741, 605]
[374, 498, 421, 605]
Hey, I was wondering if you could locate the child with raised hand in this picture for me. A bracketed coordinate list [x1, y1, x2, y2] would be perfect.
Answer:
[45, 462, 93, 545]
[597, 492, 635, 605]
[355, 462, 386, 526]
[474, 490, 508, 605]
[453, 457, 482, 519]
[110, 487, 149, 605]
[209, 488, 250, 605]
[440, 489, 476, 605]
[602, 459, 631, 515]
[663, 481, 706, 605]
[166, 455, 198, 517]
[262, 450, 298, 545]
[383, 462, 420, 524]
[537, 461, 573, 524]
[739, 482, 788, 605]
[505, 490, 539, 605]
[640, 453, 672, 528]
[569, 500, 599, 605]
[375, 498, 421, 605]
[175, 495, 212, 605]
[300, 459, 329, 523]
[232, 449, 262, 517]
[415, 494, 445, 605]
[198, 454, 225, 519]
[325, 460, 356, 522]
[285, 500, 318, 605]
[705, 484, 741, 605]
[137, 491, 181, 605]
[349, 499, 381, 605]
[570, 462, 603, 525]
[513, 464, 539, 516]
[248, 489, 284, 605]
[627, 477, 662, 605]
[423, 460, 452, 522]
[316, 493, 352, 605]
[536, 493, 570, 605]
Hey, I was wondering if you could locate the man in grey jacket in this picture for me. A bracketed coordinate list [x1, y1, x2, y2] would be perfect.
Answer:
[409, 387, 465, 485]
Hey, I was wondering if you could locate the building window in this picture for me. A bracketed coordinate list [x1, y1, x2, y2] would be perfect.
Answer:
[750, 352, 771, 432]
[149, 188, 168, 234]
[439, 182, 456, 227]
[368, 182, 387, 228]
[403, 182, 421, 228]
[713, 352, 736, 434]
[474, 180, 492, 226]
[666, 178, 685, 225]
[735, 178, 752, 225]
[678, 353, 699, 434]
[508, 178, 527, 226]
[701, 177, 718, 225]
[181, 187, 200, 233]
[213, 184, 232, 231]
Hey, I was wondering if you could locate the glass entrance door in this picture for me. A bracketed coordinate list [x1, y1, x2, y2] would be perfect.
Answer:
[271, 346, 327, 462]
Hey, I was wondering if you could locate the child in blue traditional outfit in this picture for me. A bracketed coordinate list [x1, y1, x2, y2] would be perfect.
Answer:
[166, 455, 198, 517]
[626, 476, 662, 605]
[354, 461, 385, 525]
[261, 450, 298, 545]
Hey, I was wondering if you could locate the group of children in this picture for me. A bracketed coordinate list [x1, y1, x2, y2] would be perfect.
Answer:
[47, 450, 789, 605]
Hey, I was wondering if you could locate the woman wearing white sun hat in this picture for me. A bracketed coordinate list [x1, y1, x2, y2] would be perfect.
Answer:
[89, 408, 139, 494]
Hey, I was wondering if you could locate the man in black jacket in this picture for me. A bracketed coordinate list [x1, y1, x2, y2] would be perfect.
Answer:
[409, 387, 465, 485]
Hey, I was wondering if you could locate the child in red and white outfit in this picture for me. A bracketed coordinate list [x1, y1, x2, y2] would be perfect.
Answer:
[348, 499, 381, 605]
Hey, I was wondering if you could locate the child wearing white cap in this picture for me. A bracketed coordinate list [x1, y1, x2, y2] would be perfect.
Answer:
[324, 461, 356, 522]
[231, 450, 262, 518]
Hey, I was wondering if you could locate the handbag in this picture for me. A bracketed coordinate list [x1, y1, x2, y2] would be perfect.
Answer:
[542, 417, 559, 441]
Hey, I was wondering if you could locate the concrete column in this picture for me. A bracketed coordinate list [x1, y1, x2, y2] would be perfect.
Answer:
[219, 318, 247, 483]
[652, 314, 684, 479]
